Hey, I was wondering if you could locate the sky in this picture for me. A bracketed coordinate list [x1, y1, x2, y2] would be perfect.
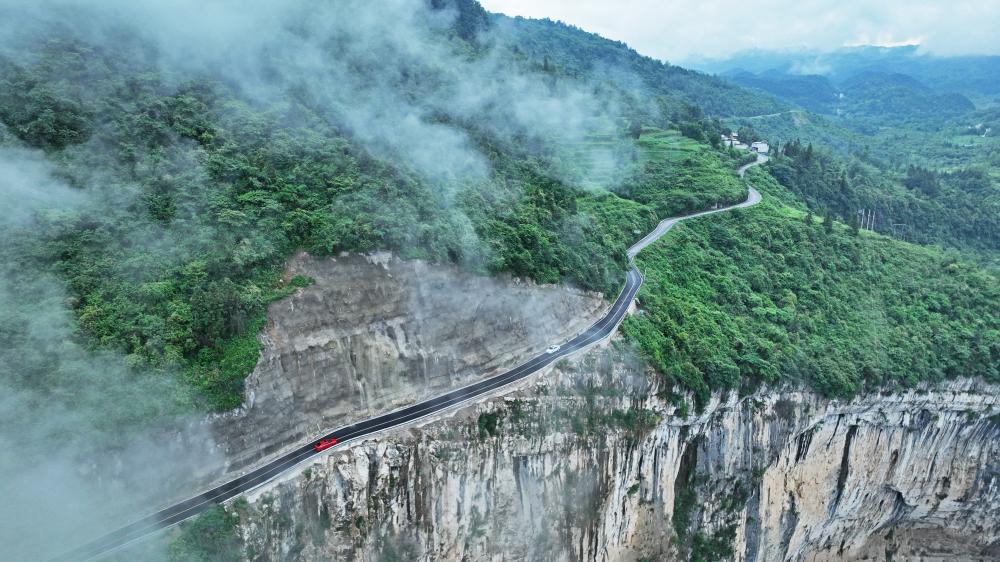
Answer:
[479, 0, 1000, 63]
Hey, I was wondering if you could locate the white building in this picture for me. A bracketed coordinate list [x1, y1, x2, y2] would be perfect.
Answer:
[750, 141, 769, 154]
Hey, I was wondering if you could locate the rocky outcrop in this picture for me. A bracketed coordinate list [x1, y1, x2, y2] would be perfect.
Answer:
[752, 383, 1000, 562]
[228, 341, 1000, 561]
[184, 251, 999, 562]
[210, 252, 606, 472]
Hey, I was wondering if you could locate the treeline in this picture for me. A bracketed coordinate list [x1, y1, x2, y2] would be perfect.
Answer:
[0, 34, 757, 410]
[624, 170, 999, 409]
[765, 139, 1000, 254]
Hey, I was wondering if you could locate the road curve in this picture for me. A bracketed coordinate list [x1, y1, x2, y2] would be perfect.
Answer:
[629, 154, 764, 259]
[53, 155, 766, 562]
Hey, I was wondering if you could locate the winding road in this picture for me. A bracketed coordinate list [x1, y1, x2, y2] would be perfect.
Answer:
[53, 155, 766, 562]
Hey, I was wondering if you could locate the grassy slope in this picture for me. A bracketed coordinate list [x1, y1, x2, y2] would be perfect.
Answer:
[573, 128, 751, 273]
[624, 129, 749, 214]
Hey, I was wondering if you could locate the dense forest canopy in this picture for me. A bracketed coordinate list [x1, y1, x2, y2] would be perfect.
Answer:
[1, 4, 998, 558]
[762, 139, 1000, 254]
[0, 0, 994, 420]
[624, 168, 999, 410]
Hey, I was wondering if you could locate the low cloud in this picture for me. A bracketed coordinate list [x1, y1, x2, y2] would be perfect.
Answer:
[0, 147, 84, 225]
[1, 0, 625, 189]
[0, 146, 221, 560]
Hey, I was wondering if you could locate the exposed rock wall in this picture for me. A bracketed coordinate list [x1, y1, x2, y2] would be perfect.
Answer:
[754, 386, 1000, 562]
[229, 344, 1000, 561]
[190, 252, 998, 561]
[210, 252, 606, 472]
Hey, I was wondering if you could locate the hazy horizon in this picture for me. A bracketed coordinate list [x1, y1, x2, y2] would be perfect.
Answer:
[480, 0, 1000, 64]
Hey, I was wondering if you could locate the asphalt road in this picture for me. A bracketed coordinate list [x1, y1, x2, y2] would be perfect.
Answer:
[53, 156, 765, 562]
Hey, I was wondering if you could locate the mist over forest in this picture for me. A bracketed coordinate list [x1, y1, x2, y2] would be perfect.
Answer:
[1, 1, 997, 560]
[0, 1, 654, 557]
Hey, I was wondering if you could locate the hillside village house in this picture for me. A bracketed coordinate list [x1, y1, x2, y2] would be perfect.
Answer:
[750, 141, 769, 153]
[721, 132, 744, 149]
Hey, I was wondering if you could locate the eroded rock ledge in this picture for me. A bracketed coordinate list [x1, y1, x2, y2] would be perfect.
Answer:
[210, 252, 606, 471]
[231, 349, 1000, 562]
[193, 252, 997, 561]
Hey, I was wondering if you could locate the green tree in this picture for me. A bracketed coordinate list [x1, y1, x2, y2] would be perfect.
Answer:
[168, 505, 242, 562]
[736, 125, 760, 144]
[628, 120, 643, 139]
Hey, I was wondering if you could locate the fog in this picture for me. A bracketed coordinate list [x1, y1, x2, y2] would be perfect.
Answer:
[0, 0, 638, 559]
[0, 148, 85, 225]
[0, 145, 225, 559]
[1, 0, 626, 186]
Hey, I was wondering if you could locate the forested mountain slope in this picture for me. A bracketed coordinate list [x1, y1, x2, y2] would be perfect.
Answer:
[2, 3, 999, 560]
[0, 0, 780, 415]
[762, 140, 1000, 254]
[625, 167, 998, 409]
[1, 0, 994, 420]
[490, 15, 788, 118]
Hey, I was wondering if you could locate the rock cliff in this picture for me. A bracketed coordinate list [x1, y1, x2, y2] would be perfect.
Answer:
[210, 252, 606, 472]
[176, 252, 1000, 562]
[228, 340, 1000, 561]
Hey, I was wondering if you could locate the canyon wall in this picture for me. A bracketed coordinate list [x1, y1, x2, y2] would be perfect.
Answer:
[167, 251, 1000, 561]
[229, 342, 1000, 561]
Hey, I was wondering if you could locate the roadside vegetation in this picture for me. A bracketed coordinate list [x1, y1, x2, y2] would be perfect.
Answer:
[623, 168, 999, 409]
[167, 505, 244, 562]
[1, 2, 995, 419]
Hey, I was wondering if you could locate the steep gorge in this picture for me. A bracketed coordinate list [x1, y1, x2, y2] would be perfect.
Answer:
[231, 356, 1000, 561]
[210, 255, 1000, 561]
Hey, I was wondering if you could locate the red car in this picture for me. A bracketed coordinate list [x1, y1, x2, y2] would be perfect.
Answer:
[314, 438, 337, 452]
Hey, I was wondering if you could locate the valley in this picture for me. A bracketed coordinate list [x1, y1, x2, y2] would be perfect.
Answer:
[0, 1, 997, 561]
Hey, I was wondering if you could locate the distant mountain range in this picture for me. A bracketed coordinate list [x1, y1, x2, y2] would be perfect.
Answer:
[687, 46, 1000, 122]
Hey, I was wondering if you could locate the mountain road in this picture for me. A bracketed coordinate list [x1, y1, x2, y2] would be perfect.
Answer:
[53, 154, 766, 562]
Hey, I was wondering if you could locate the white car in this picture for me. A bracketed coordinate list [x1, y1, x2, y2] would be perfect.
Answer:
[545, 345, 561, 354]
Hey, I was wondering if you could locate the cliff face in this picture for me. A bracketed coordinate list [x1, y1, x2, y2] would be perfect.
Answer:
[752, 384, 1000, 562]
[190, 252, 1000, 561]
[210, 252, 606, 472]
[229, 341, 1000, 561]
